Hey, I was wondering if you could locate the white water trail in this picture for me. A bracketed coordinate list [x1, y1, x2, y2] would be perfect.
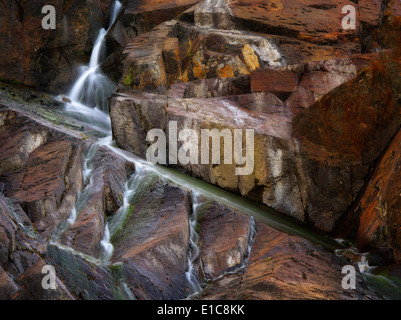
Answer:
[58, 1, 123, 260]
[68, 28, 107, 103]
[186, 216, 257, 300]
[106, 159, 150, 239]
[185, 193, 202, 298]
[100, 223, 114, 263]
[108, 1, 122, 31]
[65, 1, 122, 114]
[52, 143, 98, 241]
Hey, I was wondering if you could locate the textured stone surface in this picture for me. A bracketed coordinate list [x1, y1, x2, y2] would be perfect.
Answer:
[60, 147, 132, 257]
[293, 57, 401, 231]
[356, 128, 401, 263]
[122, 0, 200, 37]
[0, 0, 114, 92]
[199, 222, 378, 300]
[196, 201, 253, 280]
[0, 109, 85, 234]
[0, 194, 74, 300]
[111, 181, 191, 300]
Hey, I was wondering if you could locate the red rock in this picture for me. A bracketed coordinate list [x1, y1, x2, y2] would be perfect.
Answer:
[196, 202, 252, 280]
[0, 0, 114, 92]
[293, 56, 401, 231]
[359, 0, 382, 27]
[356, 128, 401, 262]
[199, 222, 378, 300]
[123, 0, 200, 36]
[229, 0, 359, 43]
[0, 109, 84, 234]
[251, 68, 299, 98]
[120, 23, 175, 92]
[111, 182, 191, 300]
[10, 139, 84, 233]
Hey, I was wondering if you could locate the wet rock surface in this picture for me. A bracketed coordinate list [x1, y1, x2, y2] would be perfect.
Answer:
[110, 0, 401, 234]
[354, 128, 401, 264]
[111, 180, 191, 300]
[0, 0, 401, 301]
[0, 0, 115, 93]
[0, 108, 85, 235]
[195, 201, 253, 281]
[199, 222, 378, 300]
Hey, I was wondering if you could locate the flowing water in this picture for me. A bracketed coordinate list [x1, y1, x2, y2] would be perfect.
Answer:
[65, 1, 122, 119]
[51, 0, 401, 301]
[185, 193, 203, 296]
[53, 1, 123, 256]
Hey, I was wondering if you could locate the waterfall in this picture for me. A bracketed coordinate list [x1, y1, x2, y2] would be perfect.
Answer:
[65, 1, 122, 115]
[54, 0, 123, 255]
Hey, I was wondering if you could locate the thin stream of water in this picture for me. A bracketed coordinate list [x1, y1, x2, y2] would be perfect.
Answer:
[53, 1, 123, 259]
[185, 193, 202, 296]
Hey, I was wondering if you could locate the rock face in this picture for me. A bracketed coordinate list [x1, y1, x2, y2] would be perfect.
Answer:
[199, 222, 377, 300]
[0, 0, 114, 92]
[0, 194, 74, 300]
[122, 0, 201, 37]
[0, 103, 384, 300]
[110, 180, 191, 300]
[195, 201, 254, 281]
[59, 147, 132, 257]
[355, 128, 401, 263]
[293, 56, 401, 232]
[0, 108, 85, 234]
[110, 0, 401, 234]
[1, 0, 401, 301]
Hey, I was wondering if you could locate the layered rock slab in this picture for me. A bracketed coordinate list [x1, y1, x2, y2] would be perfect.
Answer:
[122, 0, 201, 37]
[0, 194, 73, 300]
[355, 127, 401, 263]
[195, 201, 254, 281]
[293, 57, 401, 231]
[199, 222, 378, 300]
[59, 147, 133, 258]
[110, 180, 191, 300]
[0, 108, 85, 235]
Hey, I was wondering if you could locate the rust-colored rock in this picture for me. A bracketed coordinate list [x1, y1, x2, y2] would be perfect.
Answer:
[251, 68, 299, 98]
[199, 222, 378, 300]
[0, 109, 85, 234]
[123, 0, 200, 37]
[229, 0, 359, 42]
[196, 201, 253, 280]
[111, 181, 190, 300]
[357, 128, 401, 263]
[0, 0, 114, 92]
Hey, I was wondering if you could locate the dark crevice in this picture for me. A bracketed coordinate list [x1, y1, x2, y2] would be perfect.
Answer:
[333, 123, 401, 240]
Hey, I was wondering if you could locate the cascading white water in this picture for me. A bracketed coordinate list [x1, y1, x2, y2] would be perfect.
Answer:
[55, 0, 123, 256]
[51, 143, 98, 241]
[65, 1, 122, 115]
[185, 193, 202, 297]
[100, 223, 114, 263]
[108, 1, 122, 29]
[107, 159, 153, 239]
[52, 0, 353, 301]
